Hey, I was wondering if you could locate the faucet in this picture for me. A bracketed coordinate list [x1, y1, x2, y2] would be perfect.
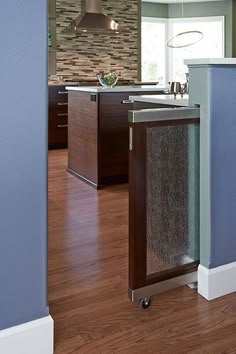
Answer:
[184, 73, 189, 94]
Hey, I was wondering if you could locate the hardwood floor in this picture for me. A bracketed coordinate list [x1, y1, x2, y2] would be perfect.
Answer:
[48, 149, 236, 354]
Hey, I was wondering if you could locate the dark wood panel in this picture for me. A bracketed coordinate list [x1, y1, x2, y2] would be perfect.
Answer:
[129, 123, 147, 289]
[68, 91, 98, 187]
[49, 119, 68, 149]
[48, 112, 55, 149]
[99, 92, 132, 181]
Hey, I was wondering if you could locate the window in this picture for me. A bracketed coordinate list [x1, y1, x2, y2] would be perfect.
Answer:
[141, 16, 224, 83]
[141, 18, 167, 83]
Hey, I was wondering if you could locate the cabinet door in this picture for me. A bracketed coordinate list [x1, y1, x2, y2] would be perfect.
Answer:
[68, 91, 99, 186]
[99, 92, 135, 183]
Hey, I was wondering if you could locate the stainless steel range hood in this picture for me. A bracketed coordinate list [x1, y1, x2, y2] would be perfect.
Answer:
[63, 0, 127, 33]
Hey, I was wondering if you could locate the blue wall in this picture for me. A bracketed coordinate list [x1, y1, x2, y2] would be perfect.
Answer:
[189, 64, 236, 269]
[210, 66, 236, 268]
[0, 1, 48, 330]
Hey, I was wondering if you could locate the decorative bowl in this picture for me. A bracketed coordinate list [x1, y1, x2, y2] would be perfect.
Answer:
[97, 72, 118, 88]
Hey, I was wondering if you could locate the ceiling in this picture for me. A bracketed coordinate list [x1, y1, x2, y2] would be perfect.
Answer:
[143, 0, 224, 3]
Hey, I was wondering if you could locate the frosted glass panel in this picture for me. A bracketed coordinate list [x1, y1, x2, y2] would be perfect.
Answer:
[146, 124, 199, 276]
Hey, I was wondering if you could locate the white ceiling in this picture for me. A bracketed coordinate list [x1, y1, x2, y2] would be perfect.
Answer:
[143, 0, 224, 3]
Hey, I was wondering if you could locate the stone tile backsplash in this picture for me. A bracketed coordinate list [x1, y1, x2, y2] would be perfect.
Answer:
[56, 0, 139, 81]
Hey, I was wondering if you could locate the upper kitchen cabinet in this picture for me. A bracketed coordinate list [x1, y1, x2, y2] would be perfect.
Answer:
[48, 0, 56, 75]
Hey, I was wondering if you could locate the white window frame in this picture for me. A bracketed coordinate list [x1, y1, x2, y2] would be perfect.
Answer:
[141, 15, 225, 83]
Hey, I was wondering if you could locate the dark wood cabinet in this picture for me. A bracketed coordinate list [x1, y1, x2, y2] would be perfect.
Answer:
[99, 92, 134, 184]
[68, 91, 99, 187]
[48, 85, 69, 149]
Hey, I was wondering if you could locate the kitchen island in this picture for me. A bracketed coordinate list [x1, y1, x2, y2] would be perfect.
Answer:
[66, 85, 168, 188]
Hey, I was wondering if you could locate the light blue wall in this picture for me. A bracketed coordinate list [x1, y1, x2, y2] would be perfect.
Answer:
[142, 2, 168, 18]
[0, 0, 48, 330]
[233, 0, 236, 56]
[210, 66, 236, 267]
[189, 64, 236, 268]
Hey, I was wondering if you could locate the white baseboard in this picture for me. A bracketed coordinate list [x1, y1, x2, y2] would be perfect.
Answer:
[0, 315, 54, 354]
[198, 262, 236, 300]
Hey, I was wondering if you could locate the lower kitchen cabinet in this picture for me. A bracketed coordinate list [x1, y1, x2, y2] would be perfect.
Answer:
[48, 85, 69, 149]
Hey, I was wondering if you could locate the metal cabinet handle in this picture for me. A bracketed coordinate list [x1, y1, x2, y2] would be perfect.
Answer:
[57, 102, 68, 106]
[58, 91, 68, 95]
[129, 127, 133, 151]
[57, 124, 68, 128]
[57, 113, 68, 117]
[121, 100, 134, 104]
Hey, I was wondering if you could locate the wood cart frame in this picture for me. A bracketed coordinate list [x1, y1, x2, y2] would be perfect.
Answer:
[128, 106, 200, 306]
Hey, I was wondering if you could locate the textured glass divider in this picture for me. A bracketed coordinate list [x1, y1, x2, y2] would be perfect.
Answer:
[146, 123, 200, 276]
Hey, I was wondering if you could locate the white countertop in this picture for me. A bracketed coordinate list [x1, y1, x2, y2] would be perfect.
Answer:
[184, 58, 236, 66]
[65, 84, 168, 93]
[129, 94, 190, 107]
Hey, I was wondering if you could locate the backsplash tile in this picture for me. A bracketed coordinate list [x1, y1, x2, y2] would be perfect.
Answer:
[56, 0, 139, 81]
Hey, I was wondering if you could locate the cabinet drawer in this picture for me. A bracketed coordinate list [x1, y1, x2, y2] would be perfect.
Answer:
[49, 98, 68, 114]
[48, 114, 68, 148]
[54, 120, 68, 146]
[49, 85, 68, 100]
[49, 111, 68, 125]
[50, 118, 68, 132]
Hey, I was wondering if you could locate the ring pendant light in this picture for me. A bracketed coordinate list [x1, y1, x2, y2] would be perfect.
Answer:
[167, 0, 203, 48]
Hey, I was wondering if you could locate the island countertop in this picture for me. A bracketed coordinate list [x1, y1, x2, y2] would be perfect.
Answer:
[184, 58, 236, 66]
[65, 84, 168, 93]
[129, 94, 190, 107]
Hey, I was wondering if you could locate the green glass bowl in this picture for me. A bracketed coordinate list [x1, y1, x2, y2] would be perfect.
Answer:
[97, 74, 118, 88]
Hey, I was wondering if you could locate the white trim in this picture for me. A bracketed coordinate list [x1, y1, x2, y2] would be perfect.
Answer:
[168, 16, 225, 24]
[0, 315, 54, 354]
[198, 262, 236, 300]
[142, 16, 167, 24]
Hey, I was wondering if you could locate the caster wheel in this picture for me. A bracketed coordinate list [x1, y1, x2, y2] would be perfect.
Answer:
[140, 298, 151, 309]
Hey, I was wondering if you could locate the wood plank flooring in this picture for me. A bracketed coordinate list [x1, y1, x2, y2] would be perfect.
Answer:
[48, 149, 236, 354]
